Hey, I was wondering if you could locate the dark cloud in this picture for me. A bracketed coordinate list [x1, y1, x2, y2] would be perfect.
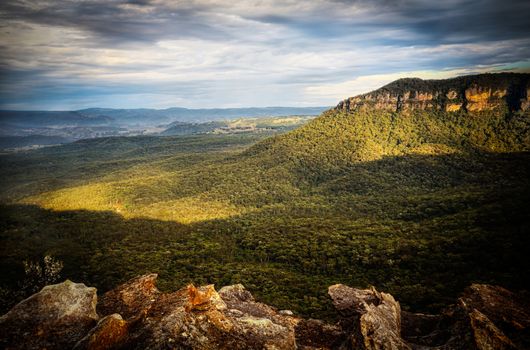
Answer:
[0, 0, 228, 44]
[249, 0, 530, 46]
[2, 0, 529, 48]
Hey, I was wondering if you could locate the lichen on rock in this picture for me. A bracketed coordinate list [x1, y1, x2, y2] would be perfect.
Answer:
[0, 280, 98, 349]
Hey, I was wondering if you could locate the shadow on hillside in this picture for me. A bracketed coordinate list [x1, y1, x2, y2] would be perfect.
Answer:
[1, 155, 529, 318]
[304, 151, 530, 193]
[1, 150, 530, 319]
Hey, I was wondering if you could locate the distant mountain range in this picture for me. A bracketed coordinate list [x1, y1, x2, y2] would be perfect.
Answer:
[0, 106, 328, 150]
[0, 107, 328, 128]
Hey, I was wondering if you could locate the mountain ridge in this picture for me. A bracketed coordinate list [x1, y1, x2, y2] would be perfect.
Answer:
[0, 106, 329, 128]
[336, 72, 530, 113]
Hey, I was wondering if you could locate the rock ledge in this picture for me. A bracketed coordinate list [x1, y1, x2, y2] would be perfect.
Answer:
[1, 276, 528, 349]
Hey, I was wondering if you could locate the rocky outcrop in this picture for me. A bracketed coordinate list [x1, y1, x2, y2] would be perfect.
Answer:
[336, 73, 530, 114]
[328, 285, 410, 349]
[459, 284, 530, 350]
[73, 314, 128, 350]
[1, 275, 529, 349]
[0, 280, 98, 349]
[97, 273, 160, 320]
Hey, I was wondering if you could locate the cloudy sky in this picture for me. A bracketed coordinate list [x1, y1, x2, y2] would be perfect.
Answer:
[1, 0, 529, 110]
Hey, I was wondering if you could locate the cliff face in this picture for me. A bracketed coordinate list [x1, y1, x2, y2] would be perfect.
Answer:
[336, 73, 530, 113]
[1, 274, 529, 349]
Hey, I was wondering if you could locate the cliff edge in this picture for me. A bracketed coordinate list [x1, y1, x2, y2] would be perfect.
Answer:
[336, 73, 530, 113]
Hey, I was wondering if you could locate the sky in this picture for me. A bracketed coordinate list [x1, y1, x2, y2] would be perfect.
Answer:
[0, 0, 529, 110]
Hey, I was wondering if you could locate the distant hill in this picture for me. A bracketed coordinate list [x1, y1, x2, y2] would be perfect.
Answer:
[245, 73, 530, 180]
[0, 111, 114, 128]
[0, 106, 326, 149]
[0, 106, 327, 129]
[160, 116, 315, 136]
[0, 135, 72, 150]
[78, 107, 328, 126]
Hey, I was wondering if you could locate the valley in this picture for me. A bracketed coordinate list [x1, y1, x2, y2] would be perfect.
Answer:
[1, 74, 529, 321]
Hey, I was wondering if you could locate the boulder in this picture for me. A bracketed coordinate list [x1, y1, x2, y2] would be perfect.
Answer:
[328, 284, 382, 317]
[402, 284, 530, 350]
[2, 274, 529, 350]
[73, 313, 128, 350]
[328, 284, 409, 350]
[359, 292, 410, 350]
[122, 283, 297, 349]
[460, 284, 530, 350]
[97, 273, 159, 320]
[0, 280, 98, 349]
[468, 309, 516, 350]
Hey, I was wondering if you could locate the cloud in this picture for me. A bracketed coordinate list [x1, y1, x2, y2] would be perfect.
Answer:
[0, 0, 529, 109]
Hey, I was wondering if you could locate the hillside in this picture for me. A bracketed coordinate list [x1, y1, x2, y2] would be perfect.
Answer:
[160, 116, 314, 136]
[1, 73, 529, 320]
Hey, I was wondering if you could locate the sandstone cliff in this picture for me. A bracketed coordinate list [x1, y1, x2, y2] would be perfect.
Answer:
[1, 274, 529, 349]
[336, 73, 530, 113]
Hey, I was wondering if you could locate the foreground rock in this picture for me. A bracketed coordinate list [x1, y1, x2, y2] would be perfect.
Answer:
[1, 275, 529, 349]
[328, 284, 410, 349]
[460, 284, 530, 350]
[73, 313, 128, 350]
[97, 273, 160, 320]
[0, 280, 98, 349]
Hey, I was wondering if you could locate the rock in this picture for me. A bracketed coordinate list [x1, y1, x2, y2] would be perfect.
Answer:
[359, 292, 410, 350]
[122, 283, 297, 349]
[219, 283, 287, 322]
[0, 280, 98, 349]
[219, 283, 254, 303]
[280, 310, 294, 316]
[73, 313, 128, 350]
[328, 284, 409, 350]
[97, 273, 159, 320]
[460, 284, 530, 350]
[468, 309, 516, 350]
[187, 284, 227, 311]
[328, 284, 381, 317]
[402, 284, 530, 350]
[2, 274, 529, 350]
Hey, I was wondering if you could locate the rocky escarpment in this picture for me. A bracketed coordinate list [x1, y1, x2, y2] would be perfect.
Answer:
[336, 73, 530, 113]
[1, 274, 529, 349]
